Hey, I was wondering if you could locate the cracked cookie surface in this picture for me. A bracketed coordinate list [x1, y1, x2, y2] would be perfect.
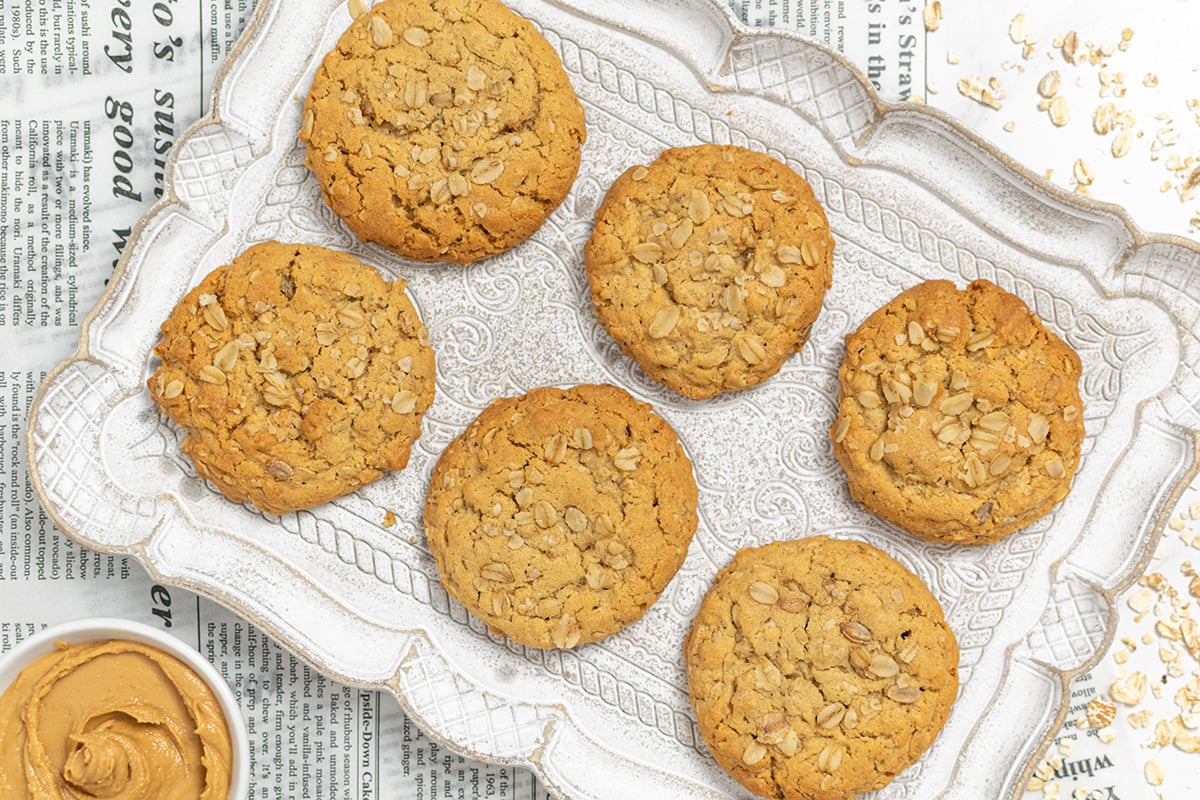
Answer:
[684, 536, 959, 800]
[148, 241, 436, 514]
[584, 145, 834, 399]
[300, 0, 586, 264]
[424, 384, 698, 648]
[831, 279, 1085, 545]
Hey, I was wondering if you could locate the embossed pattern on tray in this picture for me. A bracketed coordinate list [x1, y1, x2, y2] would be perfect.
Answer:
[27, 1, 1200, 798]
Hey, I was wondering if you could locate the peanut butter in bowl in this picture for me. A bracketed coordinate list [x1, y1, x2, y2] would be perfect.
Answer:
[0, 619, 247, 800]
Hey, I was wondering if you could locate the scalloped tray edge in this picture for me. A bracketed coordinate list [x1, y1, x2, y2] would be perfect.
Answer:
[27, 2, 1200, 798]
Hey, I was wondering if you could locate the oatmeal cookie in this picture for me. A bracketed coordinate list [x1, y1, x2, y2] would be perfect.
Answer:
[148, 241, 436, 514]
[831, 279, 1084, 545]
[424, 384, 698, 648]
[300, 0, 586, 264]
[684, 536, 959, 800]
[584, 144, 834, 399]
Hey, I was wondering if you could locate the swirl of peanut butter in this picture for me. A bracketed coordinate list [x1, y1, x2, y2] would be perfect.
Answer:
[0, 639, 232, 800]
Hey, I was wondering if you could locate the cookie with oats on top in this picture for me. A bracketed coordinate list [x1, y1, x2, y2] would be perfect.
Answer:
[424, 384, 698, 649]
[830, 279, 1084, 545]
[299, 0, 586, 264]
[148, 241, 435, 514]
[584, 144, 834, 399]
[684, 535, 959, 800]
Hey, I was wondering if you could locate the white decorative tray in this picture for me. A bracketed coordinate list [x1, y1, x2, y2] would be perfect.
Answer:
[28, 1, 1200, 797]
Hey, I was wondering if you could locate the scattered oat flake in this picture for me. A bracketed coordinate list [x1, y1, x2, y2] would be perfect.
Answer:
[1157, 127, 1179, 147]
[1144, 759, 1164, 787]
[1144, 73, 1160, 88]
[923, 1, 942, 33]
[1008, 14, 1027, 45]
[1038, 71, 1061, 98]
[1003, 121, 1016, 133]
[1062, 30, 1079, 63]
[1129, 587, 1157, 613]
[946, 50, 960, 65]
[1113, 671, 1148, 705]
[1129, 708, 1154, 727]
[1156, 716, 1185, 746]
[1048, 95, 1070, 126]
[1094, 103, 1118, 136]
[1177, 730, 1200, 753]
[1085, 697, 1116, 728]
[1111, 129, 1133, 158]
[957, 75, 1004, 109]
[1073, 159, 1094, 186]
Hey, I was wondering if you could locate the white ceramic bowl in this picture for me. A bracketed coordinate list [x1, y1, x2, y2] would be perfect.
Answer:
[0, 617, 249, 800]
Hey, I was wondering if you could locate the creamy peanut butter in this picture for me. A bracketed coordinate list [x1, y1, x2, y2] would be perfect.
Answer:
[0, 638, 232, 800]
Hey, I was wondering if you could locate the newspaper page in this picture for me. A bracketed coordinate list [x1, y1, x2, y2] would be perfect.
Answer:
[2, 1, 1195, 799]
[731, 0, 927, 100]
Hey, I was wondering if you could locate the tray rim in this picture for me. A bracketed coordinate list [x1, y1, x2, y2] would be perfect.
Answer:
[25, 1, 1200, 798]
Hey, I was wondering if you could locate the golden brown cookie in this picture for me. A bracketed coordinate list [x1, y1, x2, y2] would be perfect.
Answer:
[299, 0, 586, 264]
[148, 241, 436, 514]
[684, 536, 959, 800]
[424, 384, 698, 648]
[584, 145, 834, 399]
[831, 279, 1085, 545]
